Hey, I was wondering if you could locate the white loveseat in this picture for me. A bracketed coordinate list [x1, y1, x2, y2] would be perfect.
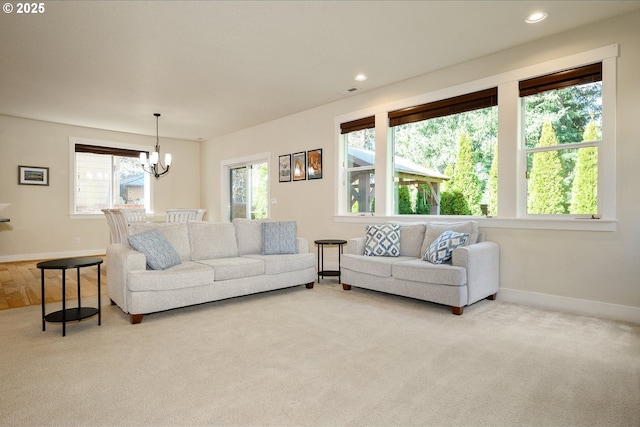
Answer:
[107, 219, 315, 323]
[341, 221, 499, 315]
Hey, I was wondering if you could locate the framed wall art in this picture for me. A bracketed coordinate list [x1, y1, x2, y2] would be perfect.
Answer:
[307, 148, 322, 180]
[18, 165, 49, 186]
[279, 154, 291, 182]
[292, 151, 306, 181]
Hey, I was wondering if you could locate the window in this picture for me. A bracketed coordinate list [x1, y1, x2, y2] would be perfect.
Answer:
[229, 162, 268, 220]
[389, 88, 497, 216]
[342, 116, 375, 213]
[335, 45, 616, 229]
[520, 63, 602, 215]
[71, 141, 150, 214]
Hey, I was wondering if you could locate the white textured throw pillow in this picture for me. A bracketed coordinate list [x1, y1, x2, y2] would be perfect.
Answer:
[128, 228, 182, 270]
[364, 223, 400, 257]
[423, 230, 469, 264]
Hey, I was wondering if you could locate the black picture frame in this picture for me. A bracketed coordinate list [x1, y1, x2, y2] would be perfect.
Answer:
[18, 165, 49, 186]
[307, 148, 322, 180]
[292, 151, 306, 181]
[279, 154, 291, 182]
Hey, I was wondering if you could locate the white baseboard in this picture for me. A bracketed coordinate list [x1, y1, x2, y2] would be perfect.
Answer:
[0, 249, 106, 263]
[499, 287, 640, 324]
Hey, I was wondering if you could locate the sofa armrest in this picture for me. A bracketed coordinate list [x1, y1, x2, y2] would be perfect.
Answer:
[106, 243, 147, 313]
[296, 237, 309, 254]
[346, 237, 366, 255]
[452, 241, 500, 305]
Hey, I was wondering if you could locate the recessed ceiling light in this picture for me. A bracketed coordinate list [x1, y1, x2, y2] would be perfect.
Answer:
[526, 11, 548, 24]
[354, 73, 368, 82]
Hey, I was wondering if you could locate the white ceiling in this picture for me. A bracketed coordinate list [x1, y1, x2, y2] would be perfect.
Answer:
[1, 1, 639, 141]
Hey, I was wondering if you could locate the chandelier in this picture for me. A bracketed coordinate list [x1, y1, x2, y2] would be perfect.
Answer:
[140, 113, 172, 178]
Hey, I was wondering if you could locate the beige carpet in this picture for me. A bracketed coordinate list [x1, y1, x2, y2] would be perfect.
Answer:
[1, 281, 639, 427]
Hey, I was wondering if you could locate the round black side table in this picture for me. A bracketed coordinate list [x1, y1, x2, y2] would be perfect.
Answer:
[314, 239, 347, 283]
[37, 257, 103, 337]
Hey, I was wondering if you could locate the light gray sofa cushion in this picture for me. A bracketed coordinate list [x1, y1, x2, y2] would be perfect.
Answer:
[188, 221, 239, 261]
[129, 222, 191, 262]
[127, 261, 215, 292]
[244, 253, 315, 275]
[341, 254, 417, 278]
[392, 259, 467, 286]
[233, 218, 274, 255]
[196, 257, 265, 281]
[393, 222, 427, 257]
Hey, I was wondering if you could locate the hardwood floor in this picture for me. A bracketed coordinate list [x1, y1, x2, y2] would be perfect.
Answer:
[0, 256, 107, 310]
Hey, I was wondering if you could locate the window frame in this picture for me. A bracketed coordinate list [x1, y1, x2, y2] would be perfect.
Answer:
[68, 137, 154, 217]
[220, 152, 270, 221]
[335, 45, 617, 231]
[342, 116, 376, 214]
[519, 64, 603, 218]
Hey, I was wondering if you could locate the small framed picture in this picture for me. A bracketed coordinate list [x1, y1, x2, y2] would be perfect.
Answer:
[18, 165, 49, 186]
[307, 148, 323, 180]
[292, 151, 306, 181]
[279, 154, 291, 182]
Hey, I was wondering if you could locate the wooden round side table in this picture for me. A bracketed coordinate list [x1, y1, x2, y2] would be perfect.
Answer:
[314, 239, 347, 283]
[37, 257, 103, 337]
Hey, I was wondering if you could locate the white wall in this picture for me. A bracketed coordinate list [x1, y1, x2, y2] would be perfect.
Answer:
[201, 11, 640, 321]
[0, 116, 201, 261]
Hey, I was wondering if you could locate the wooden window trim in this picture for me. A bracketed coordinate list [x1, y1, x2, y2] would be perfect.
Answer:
[75, 144, 142, 158]
[519, 62, 602, 97]
[388, 88, 498, 128]
[340, 116, 375, 134]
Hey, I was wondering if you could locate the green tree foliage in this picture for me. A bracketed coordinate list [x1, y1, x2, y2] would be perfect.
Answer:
[488, 144, 498, 216]
[397, 185, 413, 214]
[452, 132, 483, 215]
[440, 190, 471, 215]
[528, 122, 565, 214]
[523, 83, 601, 147]
[570, 120, 599, 214]
[443, 163, 454, 191]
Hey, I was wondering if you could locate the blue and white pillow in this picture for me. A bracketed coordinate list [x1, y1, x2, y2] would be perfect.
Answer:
[128, 228, 182, 270]
[364, 224, 400, 257]
[423, 230, 468, 264]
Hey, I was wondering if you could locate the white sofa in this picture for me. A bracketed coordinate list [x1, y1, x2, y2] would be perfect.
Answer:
[107, 219, 315, 323]
[341, 221, 499, 315]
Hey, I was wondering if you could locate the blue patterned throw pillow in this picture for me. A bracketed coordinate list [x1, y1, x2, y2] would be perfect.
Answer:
[261, 221, 297, 255]
[364, 224, 400, 257]
[423, 230, 468, 264]
[128, 228, 182, 270]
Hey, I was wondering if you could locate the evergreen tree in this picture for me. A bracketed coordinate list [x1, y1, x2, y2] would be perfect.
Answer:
[443, 163, 454, 192]
[488, 144, 498, 216]
[440, 190, 471, 215]
[528, 122, 565, 214]
[452, 132, 482, 215]
[570, 120, 599, 214]
[397, 185, 413, 214]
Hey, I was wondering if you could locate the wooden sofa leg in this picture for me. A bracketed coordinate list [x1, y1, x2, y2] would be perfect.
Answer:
[342, 284, 351, 291]
[305, 282, 314, 289]
[130, 314, 143, 324]
[451, 306, 464, 315]
[487, 293, 497, 300]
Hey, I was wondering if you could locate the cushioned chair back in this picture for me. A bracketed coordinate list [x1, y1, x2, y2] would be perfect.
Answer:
[166, 208, 198, 223]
